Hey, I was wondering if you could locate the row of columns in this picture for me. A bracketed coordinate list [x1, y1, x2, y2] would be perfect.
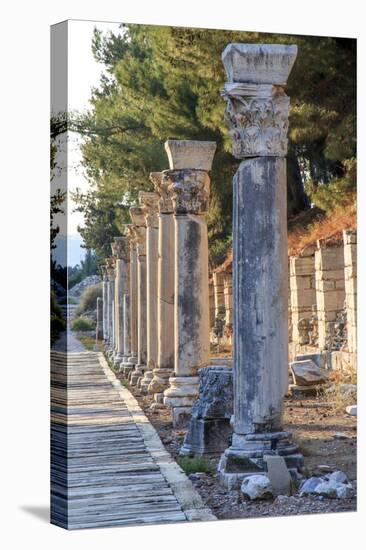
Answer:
[102, 140, 216, 427]
[100, 42, 308, 485]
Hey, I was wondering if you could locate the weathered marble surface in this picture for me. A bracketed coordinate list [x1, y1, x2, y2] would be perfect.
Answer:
[180, 366, 233, 456]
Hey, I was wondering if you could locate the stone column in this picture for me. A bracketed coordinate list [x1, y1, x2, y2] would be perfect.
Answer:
[315, 242, 345, 350]
[289, 247, 317, 345]
[129, 207, 147, 386]
[120, 228, 132, 372]
[122, 225, 138, 376]
[112, 236, 130, 367]
[105, 258, 115, 351]
[163, 140, 216, 428]
[343, 230, 357, 355]
[223, 270, 233, 326]
[218, 43, 303, 487]
[148, 172, 175, 402]
[213, 272, 225, 319]
[138, 191, 160, 394]
[95, 296, 103, 344]
[209, 279, 215, 328]
[101, 265, 108, 341]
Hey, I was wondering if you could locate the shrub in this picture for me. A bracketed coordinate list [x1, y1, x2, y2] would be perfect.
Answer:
[71, 316, 94, 332]
[76, 283, 102, 315]
[176, 456, 214, 475]
[50, 291, 66, 342]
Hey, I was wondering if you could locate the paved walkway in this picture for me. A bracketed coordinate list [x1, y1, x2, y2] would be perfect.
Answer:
[51, 350, 215, 529]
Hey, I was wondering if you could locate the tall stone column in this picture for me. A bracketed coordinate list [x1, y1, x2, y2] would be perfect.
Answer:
[138, 191, 160, 394]
[209, 279, 215, 329]
[343, 230, 357, 357]
[218, 43, 303, 486]
[315, 243, 345, 350]
[148, 172, 175, 402]
[95, 296, 103, 344]
[129, 207, 147, 386]
[289, 248, 316, 346]
[223, 270, 233, 326]
[213, 272, 225, 319]
[120, 228, 132, 372]
[112, 236, 130, 367]
[105, 258, 115, 351]
[101, 265, 108, 341]
[163, 140, 216, 428]
[122, 225, 138, 376]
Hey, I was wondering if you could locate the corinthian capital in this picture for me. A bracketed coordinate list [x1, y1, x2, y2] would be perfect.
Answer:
[113, 236, 130, 261]
[150, 171, 174, 214]
[221, 43, 297, 158]
[105, 257, 116, 280]
[162, 169, 210, 215]
[138, 191, 159, 228]
[129, 206, 146, 227]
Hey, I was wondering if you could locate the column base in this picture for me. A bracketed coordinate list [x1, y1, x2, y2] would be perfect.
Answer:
[180, 418, 232, 458]
[113, 353, 124, 367]
[121, 363, 135, 377]
[130, 364, 146, 386]
[148, 367, 174, 395]
[163, 376, 199, 428]
[140, 371, 154, 394]
[217, 431, 304, 489]
[128, 355, 138, 364]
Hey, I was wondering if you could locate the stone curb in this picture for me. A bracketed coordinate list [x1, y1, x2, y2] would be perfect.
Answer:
[99, 353, 217, 523]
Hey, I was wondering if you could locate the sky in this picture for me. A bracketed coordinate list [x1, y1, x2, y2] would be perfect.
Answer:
[53, 19, 123, 266]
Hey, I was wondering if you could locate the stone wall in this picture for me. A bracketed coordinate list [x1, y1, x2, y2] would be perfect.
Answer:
[288, 236, 357, 373]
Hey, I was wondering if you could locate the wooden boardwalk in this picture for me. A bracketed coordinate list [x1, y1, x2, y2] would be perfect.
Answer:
[51, 351, 215, 529]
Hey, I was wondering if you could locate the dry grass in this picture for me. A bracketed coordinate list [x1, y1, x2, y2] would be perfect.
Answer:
[317, 370, 357, 414]
[288, 202, 356, 256]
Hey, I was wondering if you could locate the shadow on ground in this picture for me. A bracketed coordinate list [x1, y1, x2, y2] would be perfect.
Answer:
[20, 506, 49, 523]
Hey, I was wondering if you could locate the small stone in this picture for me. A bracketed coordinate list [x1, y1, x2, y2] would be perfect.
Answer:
[336, 484, 354, 499]
[317, 465, 332, 473]
[333, 432, 348, 440]
[299, 477, 322, 495]
[241, 475, 273, 501]
[326, 471, 348, 484]
[275, 495, 289, 504]
[314, 480, 338, 499]
[346, 405, 357, 416]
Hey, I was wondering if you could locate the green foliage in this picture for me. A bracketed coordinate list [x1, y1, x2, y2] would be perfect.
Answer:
[176, 455, 214, 475]
[50, 291, 66, 342]
[305, 158, 356, 211]
[76, 283, 103, 315]
[71, 25, 356, 265]
[76, 335, 97, 350]
[71, 317, 94, 332]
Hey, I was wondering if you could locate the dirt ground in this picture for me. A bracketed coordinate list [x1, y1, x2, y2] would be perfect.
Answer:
[118, 374, 357, 520]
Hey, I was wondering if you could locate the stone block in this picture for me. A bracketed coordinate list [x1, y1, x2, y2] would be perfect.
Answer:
[289, 275, 311, 291]
[165, 140, 216, 171]
[290, 360, 328, 386]
[290, 256, 314, 276]
[264, 455, 292, 496]
[222, 43, 298, 86]
[316, 247, 344, 271]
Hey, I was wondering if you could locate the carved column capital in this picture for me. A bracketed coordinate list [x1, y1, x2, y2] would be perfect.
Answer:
[113, 236, 130, 261]
[221, 43, 297, 159]
[162, 169, 211, 215]
[138, 191, 159, 228]
[105, 257, 116, 280]
[150, 171, 174, 214]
